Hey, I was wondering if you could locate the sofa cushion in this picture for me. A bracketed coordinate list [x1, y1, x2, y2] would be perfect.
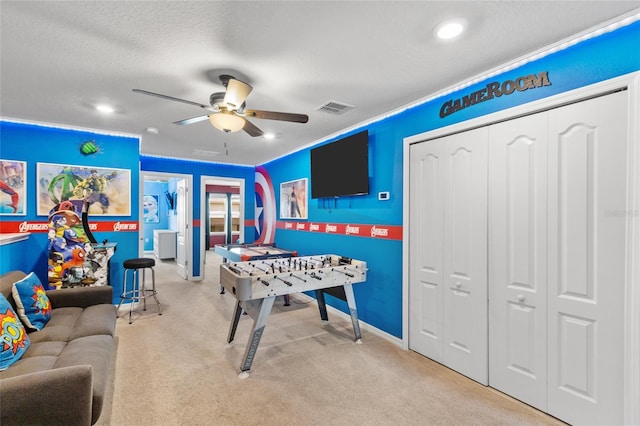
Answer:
[53, 334, 114, 425]
[0, 355, 58, 378]
[27, 307, 82, 344]
[28, 304, 116, 345]
[12, 272, 52, 331]
[0, 294, 30, 370]
[22, 341, 67, 358]
[70, 304, 117, 339]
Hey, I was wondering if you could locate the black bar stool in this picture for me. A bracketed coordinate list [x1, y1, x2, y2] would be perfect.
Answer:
[116, 257, 162, 324]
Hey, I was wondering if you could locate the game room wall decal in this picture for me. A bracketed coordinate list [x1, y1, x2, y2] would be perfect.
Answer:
[439, 71, 552, 118]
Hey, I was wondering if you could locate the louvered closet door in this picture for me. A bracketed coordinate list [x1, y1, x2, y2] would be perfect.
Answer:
[488, 112, 548, 411]
[409, 127, 488, 384]
[546, 91, 627, 425]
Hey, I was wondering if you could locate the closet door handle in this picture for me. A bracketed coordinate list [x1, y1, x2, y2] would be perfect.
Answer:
[455, 281, 462, 288]
[517, 294, 525, 303]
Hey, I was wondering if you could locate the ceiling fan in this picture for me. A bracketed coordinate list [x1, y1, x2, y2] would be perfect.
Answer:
[133, 74, 309, 137]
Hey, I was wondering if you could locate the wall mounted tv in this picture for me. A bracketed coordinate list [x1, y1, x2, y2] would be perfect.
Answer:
[310, 130, 369, 199]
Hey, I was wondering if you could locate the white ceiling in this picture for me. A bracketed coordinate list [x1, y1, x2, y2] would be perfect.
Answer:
[2, 1, 639, 166]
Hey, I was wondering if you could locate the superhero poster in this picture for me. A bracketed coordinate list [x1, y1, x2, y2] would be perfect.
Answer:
[37, 163, 131, 216]
[0, 160, 26, 215]
[279, 177, 307, 219]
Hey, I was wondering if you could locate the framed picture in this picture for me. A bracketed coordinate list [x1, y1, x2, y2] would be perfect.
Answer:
[280, 178, 307, 219]
[37, 162, 131, 216]
[0, 159, 26, 215]
[143, 194, 160, 223]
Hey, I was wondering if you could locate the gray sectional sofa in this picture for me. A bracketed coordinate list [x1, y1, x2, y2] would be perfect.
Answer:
[0, 270, 117, 426]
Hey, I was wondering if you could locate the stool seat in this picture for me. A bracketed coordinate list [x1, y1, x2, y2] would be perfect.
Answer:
[117, 257, 161, 324]
[123, 258, 155, 269]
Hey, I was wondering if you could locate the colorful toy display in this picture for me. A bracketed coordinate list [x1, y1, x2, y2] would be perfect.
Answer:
[46, 200, 115, 289]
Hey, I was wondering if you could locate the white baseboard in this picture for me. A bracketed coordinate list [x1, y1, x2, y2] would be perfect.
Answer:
[294, 292, 403, 348]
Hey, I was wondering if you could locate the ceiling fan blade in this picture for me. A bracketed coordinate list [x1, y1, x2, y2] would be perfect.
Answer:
[172, 115, 210, 126]
[223, 79, 253, 110]
[244, 109, 309, 123]
[242, 119, 264, 137]
[132, 89, 214, 111]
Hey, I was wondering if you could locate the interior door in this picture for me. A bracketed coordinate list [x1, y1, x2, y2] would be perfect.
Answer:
[488, 112, 548, 410]
[176, 178, 188, 280]
[409, 137, 446, 363]
[409, 127, 488, 384]
[441, 128, 489, 385]
[546, 91, 627, 425]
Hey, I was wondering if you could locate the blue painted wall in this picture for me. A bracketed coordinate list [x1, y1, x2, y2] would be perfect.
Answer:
[0, 238, 37, 276]
[264, 121, 404, 337]
[142, 180, 170, 251]
[261, 20, 640, 339]
[0, 121, 140, 303]
[139, 155, 255, 278]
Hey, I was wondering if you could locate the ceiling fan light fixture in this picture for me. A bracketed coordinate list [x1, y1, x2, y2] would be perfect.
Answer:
[209, 111, 245, 132]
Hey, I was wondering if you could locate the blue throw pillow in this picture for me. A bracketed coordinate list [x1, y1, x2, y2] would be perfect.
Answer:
[12, 272, 52, 331]
[0, 293, 30, 370]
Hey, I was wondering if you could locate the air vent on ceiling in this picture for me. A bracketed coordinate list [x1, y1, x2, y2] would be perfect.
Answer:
[316, 100, 355, 115]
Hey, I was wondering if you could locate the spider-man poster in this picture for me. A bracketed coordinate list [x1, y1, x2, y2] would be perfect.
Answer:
[0, 160, 26, 215]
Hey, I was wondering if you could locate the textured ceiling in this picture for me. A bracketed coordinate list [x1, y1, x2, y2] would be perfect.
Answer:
[1, 1, 639, 165]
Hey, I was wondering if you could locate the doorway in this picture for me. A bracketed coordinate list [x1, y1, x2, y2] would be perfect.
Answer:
[199, 175, 244, 281]
[140, 171, 193, 280]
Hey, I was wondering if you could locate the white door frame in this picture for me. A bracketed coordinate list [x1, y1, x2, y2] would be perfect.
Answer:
[139, 171, 193, 279]
[199, 175, 245, 280]
[403, 71, 640, 424]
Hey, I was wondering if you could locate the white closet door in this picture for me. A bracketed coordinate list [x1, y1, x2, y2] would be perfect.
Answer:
[442, 128, 489, 385]
[488, 112, 549, 410]
[547, 91, 627, 425]
[409, 127, 488, 384]
[409, 138, 446, 362]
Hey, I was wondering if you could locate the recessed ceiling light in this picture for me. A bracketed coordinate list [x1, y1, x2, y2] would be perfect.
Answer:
[264, 133, 275, 140]
[145, 127, 159, 134]
[95, 104, 114, 114]
[192, 149, 220, 157]
[434, 19, 466, 40]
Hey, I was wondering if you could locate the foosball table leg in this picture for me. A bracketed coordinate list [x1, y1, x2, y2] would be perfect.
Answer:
[226, 301, 243, 346]
[239, 296, 276, 378]
[315, 290, 329, 324]
[343, 284, 363, 344]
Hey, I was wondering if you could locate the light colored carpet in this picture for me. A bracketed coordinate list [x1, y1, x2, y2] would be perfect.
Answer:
[96, 253, 564, 426]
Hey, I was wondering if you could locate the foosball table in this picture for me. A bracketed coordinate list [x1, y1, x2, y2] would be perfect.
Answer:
[220, 254, 367, 378]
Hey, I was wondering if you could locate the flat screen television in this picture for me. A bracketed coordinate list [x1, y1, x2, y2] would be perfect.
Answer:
[310, 130, 369, 199]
